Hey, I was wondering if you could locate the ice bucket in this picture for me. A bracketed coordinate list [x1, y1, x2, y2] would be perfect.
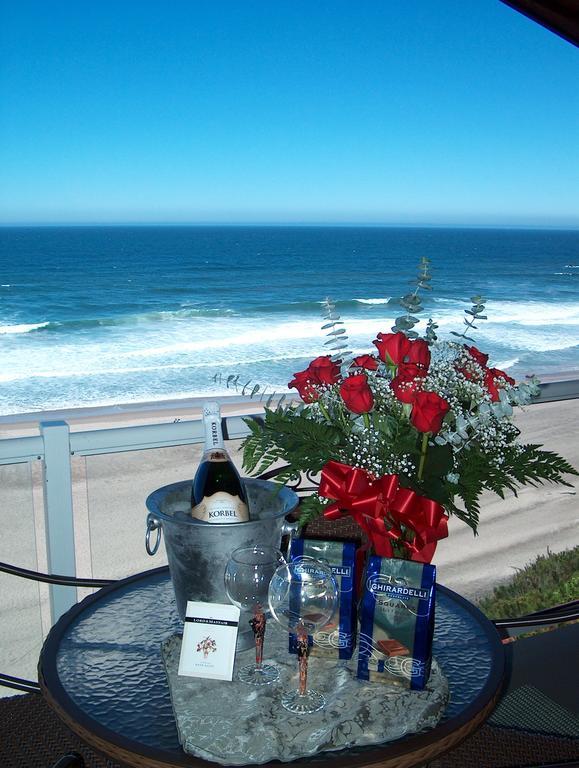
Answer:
[145, 478, 299, 649]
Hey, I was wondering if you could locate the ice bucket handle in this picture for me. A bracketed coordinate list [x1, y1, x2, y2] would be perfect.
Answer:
[145, 513, 162, 556]
[281, 519, 300, 538]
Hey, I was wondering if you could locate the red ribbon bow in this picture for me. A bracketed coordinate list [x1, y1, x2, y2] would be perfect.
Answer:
[318, 460, 449, 563]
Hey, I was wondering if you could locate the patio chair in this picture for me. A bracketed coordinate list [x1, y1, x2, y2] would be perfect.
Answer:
[51, 754, 85, 768]
[432, 606, 579, 768]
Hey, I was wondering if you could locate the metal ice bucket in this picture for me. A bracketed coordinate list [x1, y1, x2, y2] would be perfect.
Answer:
[145, 478, 299, 649]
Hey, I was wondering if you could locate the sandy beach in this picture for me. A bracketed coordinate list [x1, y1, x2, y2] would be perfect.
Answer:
[1, 394, 578, 692]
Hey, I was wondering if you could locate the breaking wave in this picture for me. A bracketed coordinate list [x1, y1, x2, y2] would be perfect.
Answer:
[0, 322, 50, 335]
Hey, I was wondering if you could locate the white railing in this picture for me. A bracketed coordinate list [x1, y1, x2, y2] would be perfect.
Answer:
[0, 413, 256, 624]
[0, 378, 578, 627]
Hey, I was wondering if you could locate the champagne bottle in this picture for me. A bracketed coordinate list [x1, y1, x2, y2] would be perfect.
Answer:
[191, 402, 249, 523]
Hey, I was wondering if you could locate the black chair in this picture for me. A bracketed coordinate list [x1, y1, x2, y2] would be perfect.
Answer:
[51, 754, 85, 768]
[433, 603, 579, 768]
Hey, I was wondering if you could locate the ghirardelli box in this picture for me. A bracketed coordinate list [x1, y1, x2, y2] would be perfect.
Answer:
[289, 538, 358, 660]
[357, 555, 436, 689]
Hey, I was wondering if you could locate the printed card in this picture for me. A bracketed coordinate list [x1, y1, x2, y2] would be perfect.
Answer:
[178, 601, 240, 681]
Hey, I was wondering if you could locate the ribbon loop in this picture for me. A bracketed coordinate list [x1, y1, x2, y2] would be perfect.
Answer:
[319, 461, 448, 563]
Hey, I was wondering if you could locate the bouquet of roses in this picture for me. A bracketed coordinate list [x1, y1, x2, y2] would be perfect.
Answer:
[241, 275, 577, 563]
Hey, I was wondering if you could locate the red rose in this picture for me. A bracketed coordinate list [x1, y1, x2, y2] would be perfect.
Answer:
[288, 369, 318, 403]
[491, 367, 515, 386]
[396, 362, 428, 380]
[373, 332, 411, 366]
[391, 379, 423, 405]
[406, 339, 431, 369]
[390, 363, 427, 404]
[351, 354, 379, 371]
[340, 374, 374, 414]
[288, 355, 341, 403]
[410, 391, 450, 435]
[465, 345, 489, 368]
[391, 376, 423, 404]
[484, 367, 516, 402]
[308, 356, 341, 385]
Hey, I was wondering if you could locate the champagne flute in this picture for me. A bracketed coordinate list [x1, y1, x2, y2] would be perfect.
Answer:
[224, 544, 285, 685]
[268, 557, 338, 714]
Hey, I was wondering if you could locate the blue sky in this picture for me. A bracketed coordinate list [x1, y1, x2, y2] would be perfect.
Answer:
[0, 1, 578, 226]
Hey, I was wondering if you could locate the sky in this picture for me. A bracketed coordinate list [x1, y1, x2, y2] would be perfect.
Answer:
[0, 0, 578, 227]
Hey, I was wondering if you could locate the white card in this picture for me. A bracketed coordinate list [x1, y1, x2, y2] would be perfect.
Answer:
[178, 601, 240, 681]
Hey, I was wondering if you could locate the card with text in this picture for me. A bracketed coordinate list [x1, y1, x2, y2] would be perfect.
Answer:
[178, 601, 240, 681]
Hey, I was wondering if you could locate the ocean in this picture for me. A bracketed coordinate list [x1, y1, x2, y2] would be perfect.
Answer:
[0, 226, 578, 416]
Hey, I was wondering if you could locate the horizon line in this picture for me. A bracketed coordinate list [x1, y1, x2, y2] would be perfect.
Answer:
[1, 221, 579, 231]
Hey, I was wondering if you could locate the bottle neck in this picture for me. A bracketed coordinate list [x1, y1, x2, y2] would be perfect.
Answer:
[203, 414, 225, 452]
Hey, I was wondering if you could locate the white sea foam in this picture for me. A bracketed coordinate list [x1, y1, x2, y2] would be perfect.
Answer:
[471, 325, 577, 353]
[433, 298, 458, 304]
[495, 358, 519, 371]
[354, 298, 391, 305]
[1, 300, 578, 409]
[0, 352, 318, 384]
[433, 300, 579, 327]
[0, 322, 50, 334]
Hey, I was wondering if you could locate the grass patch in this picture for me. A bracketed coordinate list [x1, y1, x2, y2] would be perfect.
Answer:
[478, 546, 579, 620]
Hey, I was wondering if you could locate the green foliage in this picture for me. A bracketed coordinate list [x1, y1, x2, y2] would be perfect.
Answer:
[321, 297, 351, 363]
[425, 317, 438, 343]
[241, 407, 346, 480]
[392, 256, 432, 339]
[297, 494, 330, 528]
[501, 443, 578, 488]
[436, 440, 578, 535]
[211, 372, 287, 409]
[450, 295, 487, 342]
[242, 397, 577, 537]
[415, 443, 456, 509]
[478, 546, 579, 620]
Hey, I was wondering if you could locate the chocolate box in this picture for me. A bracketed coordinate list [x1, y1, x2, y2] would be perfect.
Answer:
[288, 537, 358, 660]
[356, 555, 436, 689]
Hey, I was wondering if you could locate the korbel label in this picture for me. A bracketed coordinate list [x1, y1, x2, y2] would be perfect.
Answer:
[191, 492, 249, 524]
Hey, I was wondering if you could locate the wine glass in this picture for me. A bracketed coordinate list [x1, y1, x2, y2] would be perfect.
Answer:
[268, 557, 338, 714]
[224, 544, 285, 685]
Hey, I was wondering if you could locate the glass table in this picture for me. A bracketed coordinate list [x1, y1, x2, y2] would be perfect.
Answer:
[39, 566, 505, 768]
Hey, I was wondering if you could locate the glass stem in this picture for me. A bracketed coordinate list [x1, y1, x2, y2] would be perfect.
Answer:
[298, 653, 308, 695]
[255, 636, 263, 669]
[296, 621, 309, 696]
[250, 605, 266, 672]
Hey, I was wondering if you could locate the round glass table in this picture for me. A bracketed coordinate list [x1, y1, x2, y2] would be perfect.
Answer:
[39, 566, 505, 768]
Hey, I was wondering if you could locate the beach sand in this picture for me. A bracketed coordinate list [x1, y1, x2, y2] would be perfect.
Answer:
[1, 396, 578, 692]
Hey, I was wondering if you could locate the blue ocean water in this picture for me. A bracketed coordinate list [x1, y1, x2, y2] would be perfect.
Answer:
[0, 226, 578, 415]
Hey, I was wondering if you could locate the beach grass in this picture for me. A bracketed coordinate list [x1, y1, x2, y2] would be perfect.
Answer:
[477, 545, 579, 620]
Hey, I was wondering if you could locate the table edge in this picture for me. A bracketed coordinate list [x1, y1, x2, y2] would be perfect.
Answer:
[38, 566, 506, 768]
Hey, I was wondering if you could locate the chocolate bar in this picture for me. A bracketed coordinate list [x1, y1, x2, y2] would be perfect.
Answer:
[376, 638, 410, 657]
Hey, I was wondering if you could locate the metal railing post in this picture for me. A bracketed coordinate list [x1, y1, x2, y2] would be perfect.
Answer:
[40, 421, 77, 623]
